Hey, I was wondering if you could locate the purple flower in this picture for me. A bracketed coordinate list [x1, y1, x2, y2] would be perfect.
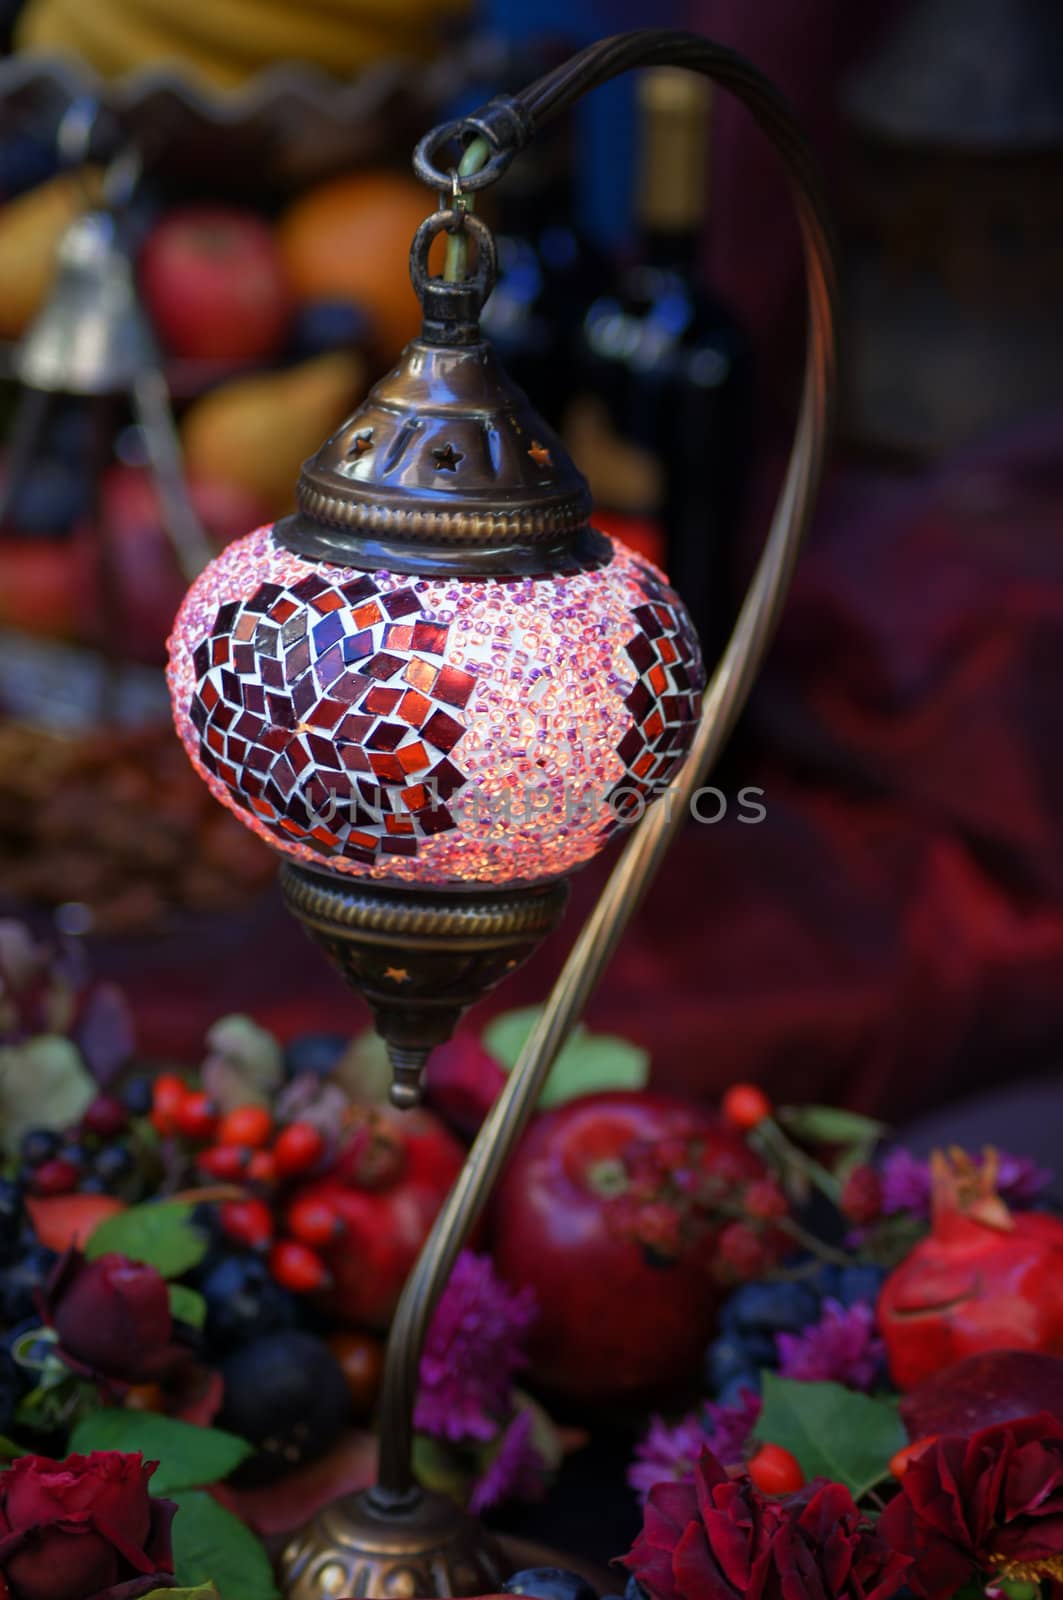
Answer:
[627, 1391, 761, 1502]
[469, 1409, 547, 1514]
[776, 1299, 884, 1391]
[415, 1251, 538, 1443]
[880, 1148, 932, 1216]
[881, 1147, 1052, 1217]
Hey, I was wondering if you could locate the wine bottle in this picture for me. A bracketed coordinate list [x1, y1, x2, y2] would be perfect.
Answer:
[480, 109, 606, 431]
[567, 67, 753, 662]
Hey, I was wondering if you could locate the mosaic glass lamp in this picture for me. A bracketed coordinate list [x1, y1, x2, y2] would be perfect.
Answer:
[167, 27, 837, 1599]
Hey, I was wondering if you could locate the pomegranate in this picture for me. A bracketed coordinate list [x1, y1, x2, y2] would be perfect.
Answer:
[879, 1149, 1063, 1390]
[291, 1105, 464, 1329]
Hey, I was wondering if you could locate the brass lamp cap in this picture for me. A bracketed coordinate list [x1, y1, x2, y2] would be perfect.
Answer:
[276, 209, 596, 577]
[278, 339, 593, 573]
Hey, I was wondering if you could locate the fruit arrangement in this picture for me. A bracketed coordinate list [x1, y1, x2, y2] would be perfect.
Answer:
[6, 919, 1063, 1600]
[14, 0, 472, 94]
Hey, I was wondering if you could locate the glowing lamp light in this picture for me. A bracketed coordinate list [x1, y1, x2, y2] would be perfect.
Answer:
[167, 211, 704, 1095]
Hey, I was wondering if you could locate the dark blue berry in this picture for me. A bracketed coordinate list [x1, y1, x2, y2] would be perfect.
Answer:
[94, 1144, 135, 1186]
[835, 1264, 887, 1309]
[503, 1569, 597, 1600]
[58, 1144, 89, 1172]
[625, 1579, 649, 1600]
[283, 1032, 349, 1079]
[196, 1252, 298, 1352]
[19, 1129, 61, 1169]
[122, 1075, 154, 1116]
[78, 1175, 110, 1195]
[0, 1347, 21, 1433]
[724, 1280, 820, 1334]
[218, 1330, 350, 1483]
[0, 1245, 58, 1325]
[717, 1373, 762, 1406]
[705, 1332, 775, 1392]
[0, 1179, 24, 1264]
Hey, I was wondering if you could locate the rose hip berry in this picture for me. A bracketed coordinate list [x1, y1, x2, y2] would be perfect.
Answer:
[889, 1437, 937, 1479]
[270, 1238, 330, 1294]
[217, 1105, 273, 1150]
[748, 1442, 805, 1494]
[287, 1194, 343, 1248]
[273, 1121, 325, 1179]
[197, 1145, 249, 1181]
[151, 1074, 188, 1135]
[219, 1197, 274, 1250]
[841, 1165, 884, 1226]
[721, 1084, 773, 1131]
[174, 1091, 218, 1144]
[744, 1177, 789, 1221]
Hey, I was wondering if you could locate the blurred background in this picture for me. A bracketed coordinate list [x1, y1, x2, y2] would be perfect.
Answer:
[3, 0, 1063, 1139]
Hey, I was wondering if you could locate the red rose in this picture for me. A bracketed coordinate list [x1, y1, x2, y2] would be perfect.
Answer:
[0, 1451, 176, 1600]
[880, 1412, 1063, 1599]
[624, 1452, 909, 1600]
[39, 1252, 172, 1385]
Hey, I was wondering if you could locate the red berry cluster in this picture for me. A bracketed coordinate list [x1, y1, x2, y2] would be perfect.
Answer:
[150, 1076, 331, 1293]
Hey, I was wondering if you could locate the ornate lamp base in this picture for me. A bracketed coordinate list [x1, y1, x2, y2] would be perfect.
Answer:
[280, 863, 568, 1106]
[278, 1487, 509, 1600]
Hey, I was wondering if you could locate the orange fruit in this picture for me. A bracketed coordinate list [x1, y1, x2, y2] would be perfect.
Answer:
[278, 171, 440, 363]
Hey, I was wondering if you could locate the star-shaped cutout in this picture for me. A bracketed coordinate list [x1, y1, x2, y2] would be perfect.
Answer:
[431, 443, 464, 472]
[383, 965, 410, 982]
[347, 430, 373, 458]
[528, 440, 552, 467]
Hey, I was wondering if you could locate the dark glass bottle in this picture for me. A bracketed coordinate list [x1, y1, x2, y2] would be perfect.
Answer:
[567, 67, 753, 663]
[479, 116, 606, 432]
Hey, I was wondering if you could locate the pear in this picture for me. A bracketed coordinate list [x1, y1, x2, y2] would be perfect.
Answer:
[0, 170, 102, 339]
[181, 351, 365, 517]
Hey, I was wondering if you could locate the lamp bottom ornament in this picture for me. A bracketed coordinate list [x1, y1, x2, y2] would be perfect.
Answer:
[279, 863, 569, 1105]
[277, 1486, 509, 1600]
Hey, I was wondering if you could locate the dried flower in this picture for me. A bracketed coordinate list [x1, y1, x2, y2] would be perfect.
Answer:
[881, 1148, 1051, 1218]
[415, 1251, 537, 1443]
[469, 1409, 547, 1514]
[629, 1393, 762, 1502]
[776, 1299, 884, 1391]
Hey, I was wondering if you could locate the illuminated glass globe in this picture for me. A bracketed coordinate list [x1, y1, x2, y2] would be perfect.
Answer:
[167, 340, 704, 892]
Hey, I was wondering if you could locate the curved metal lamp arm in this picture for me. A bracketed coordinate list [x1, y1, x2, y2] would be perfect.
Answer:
[374, 28, 838, 1502]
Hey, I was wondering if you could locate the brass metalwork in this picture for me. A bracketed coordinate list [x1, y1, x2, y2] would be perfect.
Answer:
[279, 1488, 508, 1600]
[278, 27, 838, 1597]
[276, 301, 593, 576]
[279, 863, 568, 1107]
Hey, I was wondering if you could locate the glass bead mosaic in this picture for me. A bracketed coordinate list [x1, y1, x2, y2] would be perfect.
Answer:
[167, 525, 704, 887]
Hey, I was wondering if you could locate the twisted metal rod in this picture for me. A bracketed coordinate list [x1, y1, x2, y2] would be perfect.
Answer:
[373, 27, 838, 1500]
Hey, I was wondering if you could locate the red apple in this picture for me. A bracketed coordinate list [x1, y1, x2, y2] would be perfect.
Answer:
[72, 465, 271, 663]
[491, 1090, 771, 1398]
[291, 1106, 465, 1330]
[140, 206, 290, 363]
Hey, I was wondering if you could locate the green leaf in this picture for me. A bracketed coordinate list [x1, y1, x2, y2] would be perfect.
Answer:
[776, 1105, 888, 1147]
[69, 1411, 251, 1492]
[85, 1202, 207, 1278]
[753, 1373, 905, 1500]
[169, 1284, 207, 1329]
[484, 1007, 649, 1108]
[0, 1435, 22, 1460]
[412, 1433, 473, 1502]
[170, 1491, 278, 1600]
[0, 1036, 96, 1155]
[512, 1388, 564, 1474]
[142, 1587, 220, 1600]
